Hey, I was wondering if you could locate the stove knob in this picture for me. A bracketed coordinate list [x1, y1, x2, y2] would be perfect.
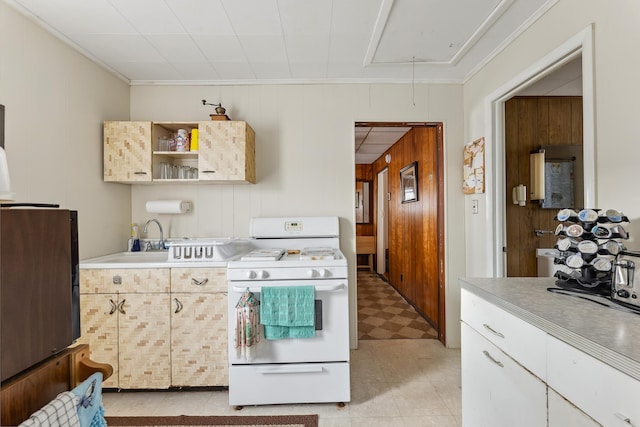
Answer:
[307, 269, 316, 278]
[318, 268, 329, 277]
[246, 270, 257, 279]
[258, 270, 269, 279]
[617, 289, 630, 299]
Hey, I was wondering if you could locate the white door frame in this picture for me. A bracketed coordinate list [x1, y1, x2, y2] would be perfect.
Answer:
[376, 167, 388, 273]
[488, 25, 596, 277]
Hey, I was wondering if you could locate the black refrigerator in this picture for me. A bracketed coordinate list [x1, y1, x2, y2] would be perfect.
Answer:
[0, 206, 80, 382]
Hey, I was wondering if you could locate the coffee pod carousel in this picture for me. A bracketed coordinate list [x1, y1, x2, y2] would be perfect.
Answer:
[552, 208, 628, 296]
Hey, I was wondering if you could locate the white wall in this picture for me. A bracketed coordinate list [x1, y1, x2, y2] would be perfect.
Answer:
[464, 0, 640, 277]
[0, 2, 131, 259]
[130, 83, 466, 347]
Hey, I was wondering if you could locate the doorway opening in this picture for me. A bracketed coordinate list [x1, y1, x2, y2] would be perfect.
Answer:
[489, 26, 596, 277]
[354, 122, 445, 344]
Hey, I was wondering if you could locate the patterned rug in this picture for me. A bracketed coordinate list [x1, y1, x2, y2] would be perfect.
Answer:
[357, 271, 438, 340]
[105, 414, 318, 427]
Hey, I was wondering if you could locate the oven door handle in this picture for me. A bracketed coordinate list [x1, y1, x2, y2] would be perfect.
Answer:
[255, 366, 324, 374]
[231, 283, 345, 293]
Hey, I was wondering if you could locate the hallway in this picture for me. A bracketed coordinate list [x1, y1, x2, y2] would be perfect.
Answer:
[357, 271, 438, 340]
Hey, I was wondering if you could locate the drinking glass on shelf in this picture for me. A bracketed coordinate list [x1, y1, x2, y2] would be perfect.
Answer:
[160, 162, 168, 179]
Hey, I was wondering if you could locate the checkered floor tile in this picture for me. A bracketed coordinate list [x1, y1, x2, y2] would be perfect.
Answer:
[357, 270, 439, 340]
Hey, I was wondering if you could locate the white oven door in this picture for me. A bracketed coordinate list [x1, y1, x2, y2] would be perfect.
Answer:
[228, 279, 349, 364]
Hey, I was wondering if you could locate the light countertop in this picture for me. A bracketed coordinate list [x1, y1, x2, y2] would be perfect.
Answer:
[460, 277, 640, 381]
[80, 251, 232, 269]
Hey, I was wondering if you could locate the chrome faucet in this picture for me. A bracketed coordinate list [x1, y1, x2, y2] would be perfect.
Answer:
[143, 219, 166, 250]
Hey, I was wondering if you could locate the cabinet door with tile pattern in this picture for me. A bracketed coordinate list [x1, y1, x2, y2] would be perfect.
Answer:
[197, 121, 255, 183]
[171, 293, 228, 386]
[77, 293, 119, 388]
[104, 121, 153, 183]
[117, 293, 171, 389]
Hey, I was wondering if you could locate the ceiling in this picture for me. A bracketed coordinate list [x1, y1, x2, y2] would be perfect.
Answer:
[7, 0, 564, 164]
[7, 0, 554, 85]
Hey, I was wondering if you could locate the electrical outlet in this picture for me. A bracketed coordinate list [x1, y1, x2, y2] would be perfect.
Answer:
[471, 199, 479, 214]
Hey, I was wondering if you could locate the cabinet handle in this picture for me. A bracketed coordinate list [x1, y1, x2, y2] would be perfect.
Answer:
[482, 350, 504, 368]
[191, 278, 209, 286]
[174, 298, 183, 314]
[202, 170, 216, 174]
[614, 413, 634, 425]
[483, 323, 505, 338]
[109, 299, 117, 315]
[133, 171, 147, 175]
[117, 299, 126, 314]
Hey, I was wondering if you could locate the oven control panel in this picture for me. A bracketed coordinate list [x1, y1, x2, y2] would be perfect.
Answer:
[228, 266, 348, 281]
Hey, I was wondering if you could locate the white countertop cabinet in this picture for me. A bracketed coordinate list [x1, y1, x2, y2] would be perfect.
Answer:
[460, 277, 640, 427]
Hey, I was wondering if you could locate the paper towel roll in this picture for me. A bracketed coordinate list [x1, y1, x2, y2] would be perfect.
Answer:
[145, 200, 192, 214]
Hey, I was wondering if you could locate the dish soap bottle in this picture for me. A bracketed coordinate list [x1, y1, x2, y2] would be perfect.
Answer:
[131, 223, 141, 252]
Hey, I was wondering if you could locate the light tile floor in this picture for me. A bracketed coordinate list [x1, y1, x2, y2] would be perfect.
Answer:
[102, 339, 462, 427]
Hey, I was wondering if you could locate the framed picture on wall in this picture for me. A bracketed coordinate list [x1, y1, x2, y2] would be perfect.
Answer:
[400, 161, 418, 203]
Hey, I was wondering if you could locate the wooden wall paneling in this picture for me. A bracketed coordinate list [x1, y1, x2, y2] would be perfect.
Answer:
[505, 100, 521, 276]
[416, 127, 439, 322]
[505, 97, 583, 277]
[518, 98, 539, 276]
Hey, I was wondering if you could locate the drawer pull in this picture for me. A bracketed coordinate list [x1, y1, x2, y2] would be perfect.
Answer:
[256, 366, 324, 374]
[614, 413, 634, 426]
[174, 298, 183, 313]
[483, 323, 505, 338]
[191, 278, 209, 286]
[482, 350, 504, 368]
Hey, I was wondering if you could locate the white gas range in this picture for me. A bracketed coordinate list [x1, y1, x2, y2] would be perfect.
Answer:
[226, 216, 350, 407]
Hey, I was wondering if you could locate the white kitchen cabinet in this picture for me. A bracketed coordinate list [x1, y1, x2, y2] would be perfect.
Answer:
[461, 287, 547, 379]
[547, 335, 640, 427]
[170, 268, 228, 387]
[461, 322, 547, 427]
[548, 388, 601, 427]
[78, 268, 171, 389]
[103, 120, 255, 184]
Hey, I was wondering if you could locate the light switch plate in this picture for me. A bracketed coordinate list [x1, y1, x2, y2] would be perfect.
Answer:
[471, 199, 479, 214]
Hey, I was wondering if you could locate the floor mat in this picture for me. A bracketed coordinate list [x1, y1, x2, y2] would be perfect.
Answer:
[104, 414, 318, 427]
[357, 271, 438, 340]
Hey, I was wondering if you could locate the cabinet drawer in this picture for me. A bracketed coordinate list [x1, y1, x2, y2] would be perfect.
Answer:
[80, 268, 170, 293]
[170, 268, 227, 293]
[548, 388, 601, 427]
[461, 288, 546, 379]
[461, 322, 547, 427]
[548, 335, 640, 427]
[229, 362, 350, 406]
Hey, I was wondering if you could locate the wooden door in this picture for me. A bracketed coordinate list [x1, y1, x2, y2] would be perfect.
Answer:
[505, 97, 582, 276]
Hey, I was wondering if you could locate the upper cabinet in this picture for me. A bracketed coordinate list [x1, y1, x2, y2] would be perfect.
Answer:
[198, 121, 255, 183]
[103, 120, 256, 184]
[104, 121, 153, 183]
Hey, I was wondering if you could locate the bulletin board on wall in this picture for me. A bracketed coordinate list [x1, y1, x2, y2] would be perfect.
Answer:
[463, 137, 485, 194]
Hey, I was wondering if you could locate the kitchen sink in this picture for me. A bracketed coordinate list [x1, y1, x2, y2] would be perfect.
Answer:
[80, 238, 253, 269]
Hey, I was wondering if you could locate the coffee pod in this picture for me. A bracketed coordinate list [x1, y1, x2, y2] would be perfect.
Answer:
[578, 209, 598, 223]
